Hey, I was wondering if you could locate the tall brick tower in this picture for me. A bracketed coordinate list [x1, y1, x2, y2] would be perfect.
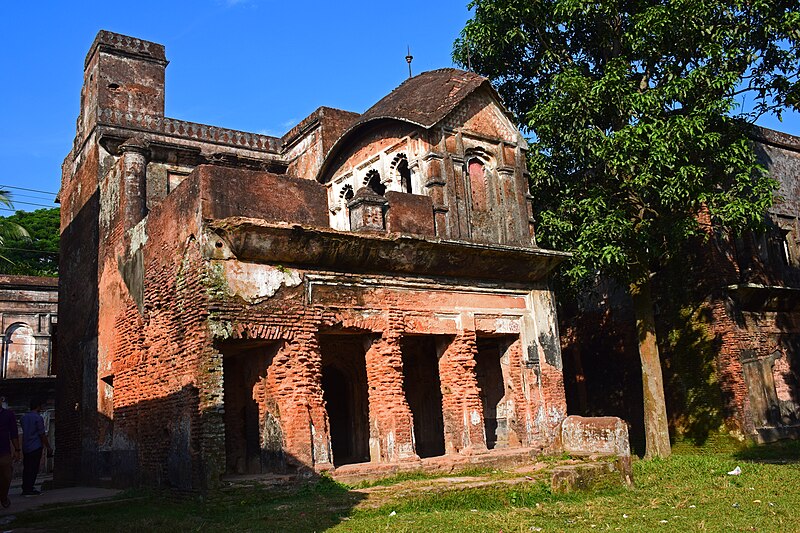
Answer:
[76, 32, 167, 145]
[57, 31, 167, 486]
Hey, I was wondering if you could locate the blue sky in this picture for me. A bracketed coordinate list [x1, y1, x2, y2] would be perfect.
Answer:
[1, 1, 797, 212]
[0, 0, 472, 209]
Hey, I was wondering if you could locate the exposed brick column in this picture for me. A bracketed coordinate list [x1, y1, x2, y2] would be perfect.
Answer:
[364, 326, 417, 463]
[119, 137, 149, 231]
[439, 331, 488, 454]
[267, 331, 332, 469]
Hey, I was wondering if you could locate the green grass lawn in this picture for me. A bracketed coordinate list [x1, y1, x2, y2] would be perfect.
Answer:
[14, 438, 800, 532]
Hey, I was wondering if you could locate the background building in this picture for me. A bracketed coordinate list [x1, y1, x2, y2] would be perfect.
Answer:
[0, 274, 57, 473]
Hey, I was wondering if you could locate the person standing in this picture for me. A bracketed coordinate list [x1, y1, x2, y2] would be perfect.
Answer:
[0, 397, 20, 508]
[20, 398, 51, 497]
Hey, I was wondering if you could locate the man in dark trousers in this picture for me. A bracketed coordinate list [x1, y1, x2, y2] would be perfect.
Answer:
[20, 398, 51, 496]
[0, 397, 20, 508]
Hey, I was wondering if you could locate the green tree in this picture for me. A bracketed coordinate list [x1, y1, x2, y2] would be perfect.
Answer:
[455, 0, 799, 457]
[0, 207, 59, 277]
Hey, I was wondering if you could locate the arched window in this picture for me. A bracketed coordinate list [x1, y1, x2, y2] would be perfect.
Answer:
[398, 159, 412, 194]
[365, 170, 386, 196]
[340, 184, 354, 204]
[4, 323, 36, 378]
[468, 158, 487, 211]
[391, 153, 413, 194]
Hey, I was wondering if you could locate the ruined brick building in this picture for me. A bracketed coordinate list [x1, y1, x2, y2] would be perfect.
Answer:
[0, 275, 57, 473]
[561, 127, 800, 448]
[57, 32, 573, 488]
[0, 276, 57, 384]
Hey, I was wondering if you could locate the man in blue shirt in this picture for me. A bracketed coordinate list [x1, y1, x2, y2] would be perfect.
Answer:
[20, 398, 51, 496]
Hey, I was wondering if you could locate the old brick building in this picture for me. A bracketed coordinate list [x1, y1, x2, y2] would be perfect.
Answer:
[0, 275, 57, 383]
[57, 31, 573, 488]
[0, 275, 57, 471]
[562, 127, 800, 448]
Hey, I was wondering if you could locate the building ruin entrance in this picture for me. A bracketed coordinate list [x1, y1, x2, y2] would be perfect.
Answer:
[221, 341, 283, 475]
[475, 336, 516, 449]
[319, 335, 370, 467]
[401, 336, 446, 458]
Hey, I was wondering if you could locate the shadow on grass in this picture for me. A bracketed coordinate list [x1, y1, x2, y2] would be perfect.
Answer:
[733, 439, 800, 464]
[14, 476, 365, 533]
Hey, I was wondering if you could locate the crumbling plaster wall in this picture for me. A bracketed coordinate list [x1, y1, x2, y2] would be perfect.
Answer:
[89, 161, 567, 487]
[208, 258, 567, 468]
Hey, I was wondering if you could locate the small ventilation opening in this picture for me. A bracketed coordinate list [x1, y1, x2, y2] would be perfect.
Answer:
[107, 83, 120, 90]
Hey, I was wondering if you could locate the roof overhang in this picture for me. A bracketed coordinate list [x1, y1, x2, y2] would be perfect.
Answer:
[726, 283, 800, 312]
[207, 218, 569, 284]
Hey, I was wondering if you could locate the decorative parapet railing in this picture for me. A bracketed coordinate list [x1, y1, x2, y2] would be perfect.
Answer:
[96, 107, 282, 153]
[85, 31, 167, 67]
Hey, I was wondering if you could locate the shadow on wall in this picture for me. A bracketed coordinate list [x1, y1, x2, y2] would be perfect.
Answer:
[659, 303, 726, 445]
[96, 384, 211, 489]
[97, 383, 368, 530]
[561, 301, 647, 456]
[56, 188, 101, 488]
[560, 245, 734, 454]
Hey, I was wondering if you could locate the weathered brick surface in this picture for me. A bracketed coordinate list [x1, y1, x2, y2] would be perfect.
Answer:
[439, 332, 487, 454]
[58, 31, 573, 489]
[365, 326, 417, 463]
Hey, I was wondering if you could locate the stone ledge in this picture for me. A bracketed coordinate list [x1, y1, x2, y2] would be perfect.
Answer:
[551, 460, 630, 494]
[328, 447, 544, 485]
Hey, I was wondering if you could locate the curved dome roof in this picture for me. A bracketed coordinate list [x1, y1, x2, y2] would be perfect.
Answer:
[316, 68, 498, 182]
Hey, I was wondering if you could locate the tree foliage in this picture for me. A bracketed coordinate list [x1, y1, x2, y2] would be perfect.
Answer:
[454, 0, 798, 288]
[0, 207, 59, 277]
[454, 0, 799, 458]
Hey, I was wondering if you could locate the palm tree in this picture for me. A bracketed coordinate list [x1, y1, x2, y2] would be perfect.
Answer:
[0, 190, 30, 263]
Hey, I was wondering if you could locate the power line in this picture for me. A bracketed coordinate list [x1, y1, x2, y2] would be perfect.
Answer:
[5, 192, 58, 202]
[0, 206, 58, 214]
[0, 200, 57, 209]
[0, 185, 59, 196]
[11, 200, 58, 208]
[1, 247, 59, 256]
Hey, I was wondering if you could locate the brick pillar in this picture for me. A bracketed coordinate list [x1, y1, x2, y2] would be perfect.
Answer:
[364, 328, 417, 463]
[348, 187, 387, 232]
[267, 332, 332, 470]
[439, 331, 488, 454]
[119, 137, 149, 231]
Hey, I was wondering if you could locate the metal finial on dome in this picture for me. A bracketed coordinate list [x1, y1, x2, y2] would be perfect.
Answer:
[405, 46, 413, 78]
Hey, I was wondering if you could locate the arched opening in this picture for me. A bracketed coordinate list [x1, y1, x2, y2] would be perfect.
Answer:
[222, 341, 285, 475]
[468, 158, 487, 211]
[398, 159, 413, 194]
[401, 336, 446, 458]
[340, 184, 354, 203]
[320, 335, 370, 466]
[4, 323, 36, 378]
[366, 170, 386, 196]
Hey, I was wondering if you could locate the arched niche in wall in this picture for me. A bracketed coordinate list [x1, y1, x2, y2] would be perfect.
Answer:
[364, 169, 386, 196]
[339, 183, 355, 206]
[390, 153, 413, 194]
[466, 153, 490, 212]
[4, 322, 36, 379]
